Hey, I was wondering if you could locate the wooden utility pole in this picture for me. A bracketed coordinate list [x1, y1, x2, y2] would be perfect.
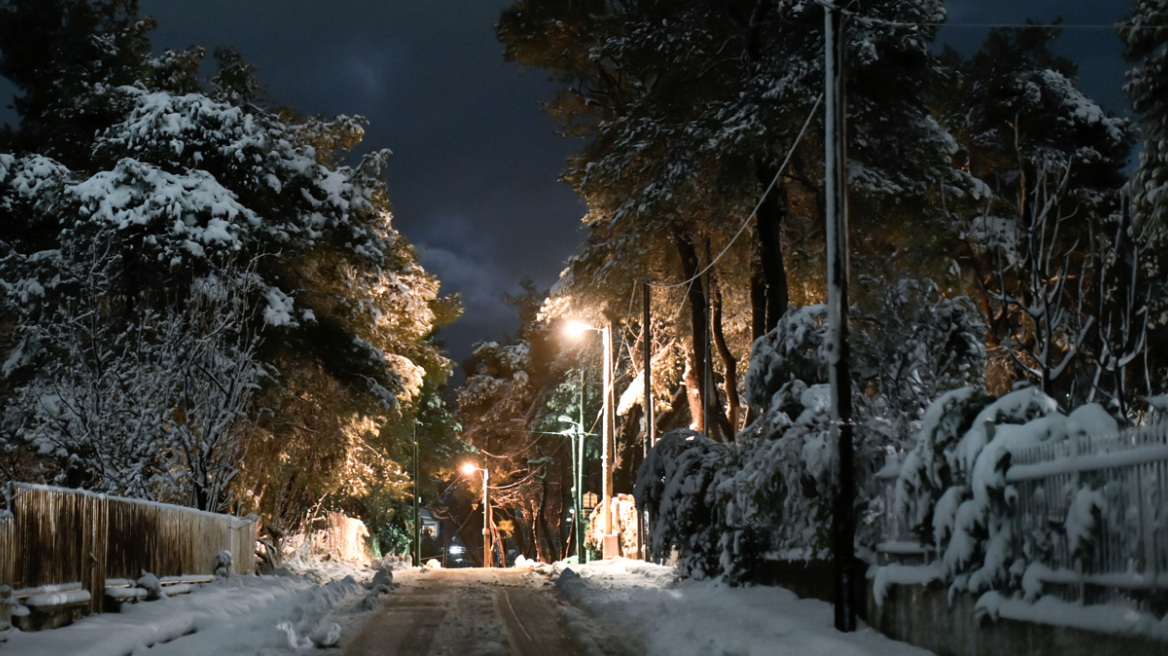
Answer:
[642, 281, 655, 449]
[824, 1, 857, 632]
[601, 322, 617, 557]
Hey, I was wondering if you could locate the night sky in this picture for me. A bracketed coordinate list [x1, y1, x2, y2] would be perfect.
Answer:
[0, 1, 1138, 374]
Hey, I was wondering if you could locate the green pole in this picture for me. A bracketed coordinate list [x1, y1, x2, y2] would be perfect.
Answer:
[414, 423, 420, 567]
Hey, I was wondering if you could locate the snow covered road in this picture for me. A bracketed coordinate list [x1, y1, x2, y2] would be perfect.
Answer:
[2, 558, 937, 655]
[341, 568, 578, 656]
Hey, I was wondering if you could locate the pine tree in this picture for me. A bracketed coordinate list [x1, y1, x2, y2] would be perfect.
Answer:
[0, 4, 458, 545]
[500, 0, 957, 437]
[1121, 0, 1168, 405]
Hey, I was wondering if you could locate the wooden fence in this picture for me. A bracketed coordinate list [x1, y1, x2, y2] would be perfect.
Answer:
[2, 483, 256, 614]
[1, 510, 13, 588]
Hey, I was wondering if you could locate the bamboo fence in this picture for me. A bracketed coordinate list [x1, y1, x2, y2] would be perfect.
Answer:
[2, 483, 256, 613]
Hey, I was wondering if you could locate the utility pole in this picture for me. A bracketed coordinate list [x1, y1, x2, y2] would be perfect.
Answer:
[824, 1, 857, 633]
[578, 367, 587, 563]
[601, 322, 617, 558]
[702, 243, 714, 437]
[643, 280, 655, 452]
[641, 279, 655, 560]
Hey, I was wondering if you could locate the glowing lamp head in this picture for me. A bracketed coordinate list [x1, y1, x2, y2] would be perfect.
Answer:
[460, 462, 478, 476]
[563, 319, 595, 340]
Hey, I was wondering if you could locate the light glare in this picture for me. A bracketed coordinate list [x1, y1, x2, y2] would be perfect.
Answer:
[563, 319, 594, 340]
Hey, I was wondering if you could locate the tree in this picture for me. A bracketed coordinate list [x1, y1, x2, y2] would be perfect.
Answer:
[1122, 1, 1168, 401]
[1, 237, 262, 509]
[453, 280, 576, 564]
[0, 0, 153, 165]
[943, 26, 1131, 400]
[0, 4, 458, 549]
[501, 0, 958, 439]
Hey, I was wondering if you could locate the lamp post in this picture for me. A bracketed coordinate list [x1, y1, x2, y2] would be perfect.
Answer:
[460, 462, 490, 567]
[564, 319, 617, 558]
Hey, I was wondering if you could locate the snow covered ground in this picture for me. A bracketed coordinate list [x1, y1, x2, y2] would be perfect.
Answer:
[1, 556, 389, 656]
[3, 557, 935, 655]
[553, 558, 936, 656]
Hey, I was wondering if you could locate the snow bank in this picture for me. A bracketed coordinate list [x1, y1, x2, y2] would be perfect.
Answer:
[555, 558, 935, 656]
[3, 561, 375, 656]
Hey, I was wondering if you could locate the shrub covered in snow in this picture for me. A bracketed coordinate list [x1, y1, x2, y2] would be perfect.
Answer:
[635, 430, 728, 579]
[887, 386, 1120, 600]
[637, 291, 985, 583]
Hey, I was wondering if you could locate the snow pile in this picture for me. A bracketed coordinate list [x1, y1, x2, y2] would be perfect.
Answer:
[553, 558, 935, 656]
[1, 555, 396, 655]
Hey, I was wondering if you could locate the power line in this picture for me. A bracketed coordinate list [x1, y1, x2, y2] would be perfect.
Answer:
[647, 92, 824, 291]
[813, 0, 1168, 31]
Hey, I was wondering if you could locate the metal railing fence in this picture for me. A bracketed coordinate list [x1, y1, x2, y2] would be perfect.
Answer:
[878, 423, 1168, 608]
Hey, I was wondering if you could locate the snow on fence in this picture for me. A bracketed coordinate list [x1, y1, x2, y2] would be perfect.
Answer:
[1007, 423, 1168, 603]
[2, 483, 256, 613]
[878, 423, 1168, 605]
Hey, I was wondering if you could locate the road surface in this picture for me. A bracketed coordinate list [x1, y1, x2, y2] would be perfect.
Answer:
[340, 567, 584, 656]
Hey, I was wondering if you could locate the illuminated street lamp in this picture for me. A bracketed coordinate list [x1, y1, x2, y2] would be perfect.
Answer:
[563, 319, 617, 558]
[460, 462, 491, 567]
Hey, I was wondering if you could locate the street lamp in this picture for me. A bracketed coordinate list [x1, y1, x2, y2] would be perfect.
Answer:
[563, 319, 617, 559]
[460, 462, 491, 568]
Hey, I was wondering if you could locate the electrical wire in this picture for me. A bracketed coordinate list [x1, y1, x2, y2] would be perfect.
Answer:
[647, 92, 824, 291]
[813, 0, 1168, 31]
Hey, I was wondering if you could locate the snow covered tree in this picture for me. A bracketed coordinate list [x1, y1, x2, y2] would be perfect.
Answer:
[0, 5, 456, 546]
[1124, 2, 1168, 236]
[502, 0, 961, 440]
[453, 280, 580, 564]
[0, 235, 263, 508]
[0, 0, 153, 165]
[1122, 1, 1168, 401]
[944, 27, 1130, 400]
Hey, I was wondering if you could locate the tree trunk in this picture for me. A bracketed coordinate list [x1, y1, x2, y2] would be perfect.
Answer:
[751, 247, 768, 343]
[756, 168, 790, 331]
[671, 226, 732, 440]
[710, 275, 742, 433]
[673, 225, 708, 433]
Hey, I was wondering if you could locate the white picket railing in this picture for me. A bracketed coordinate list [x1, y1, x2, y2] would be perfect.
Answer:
[877, 423, 1168, 607]
[1007, 423, 1168, 603]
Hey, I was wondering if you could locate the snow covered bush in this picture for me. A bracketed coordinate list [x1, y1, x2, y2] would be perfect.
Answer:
[890, 386, 1119, 598]
[634, 429, 728, 579]
[638, 290, 986, 583]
